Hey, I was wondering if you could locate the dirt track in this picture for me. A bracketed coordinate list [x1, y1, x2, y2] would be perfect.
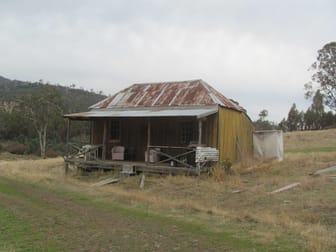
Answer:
[0, 176, 240, 252]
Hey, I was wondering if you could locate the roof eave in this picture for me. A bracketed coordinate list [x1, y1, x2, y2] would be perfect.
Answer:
[64, 105, 219, 120]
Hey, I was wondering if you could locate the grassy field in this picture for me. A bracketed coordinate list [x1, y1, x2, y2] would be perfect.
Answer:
[1, 129, 336, 251]
[1, 176, 266, 252]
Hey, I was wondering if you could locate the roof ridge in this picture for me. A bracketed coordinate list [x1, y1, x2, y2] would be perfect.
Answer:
[132, 79, 202, 85]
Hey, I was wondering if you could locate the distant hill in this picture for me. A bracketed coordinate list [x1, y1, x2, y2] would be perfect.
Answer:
[0, 75, 107, 113]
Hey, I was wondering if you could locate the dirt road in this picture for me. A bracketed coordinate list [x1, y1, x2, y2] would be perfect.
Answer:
[0, 176, 253, 252]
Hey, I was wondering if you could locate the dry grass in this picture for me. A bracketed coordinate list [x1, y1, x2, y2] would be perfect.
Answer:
[285, 128, 336, 151]
[0, 156, 64, 182]
[1, 129, 336, 251]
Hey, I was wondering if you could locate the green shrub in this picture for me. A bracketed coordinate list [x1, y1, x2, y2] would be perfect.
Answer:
[48, 142, 66, 154]
[208, 158, 233, 179]
[26, 138, 40, 155]
[222, 159, 233, 175]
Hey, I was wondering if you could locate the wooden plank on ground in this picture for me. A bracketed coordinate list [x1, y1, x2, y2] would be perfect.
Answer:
[91, 178, 119, 187]
[139, 174, 145, 189]
[269, 182, 300, 194]
[311, 166, 336, 176]
[231, 189, 246, 194]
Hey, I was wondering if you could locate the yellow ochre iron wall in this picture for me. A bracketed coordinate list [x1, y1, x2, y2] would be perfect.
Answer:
[218, 107, 254, 162]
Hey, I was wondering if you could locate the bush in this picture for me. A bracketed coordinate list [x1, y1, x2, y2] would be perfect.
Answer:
[208, 159, 233, 181]
[46, 149, 62, 158]
[208, 165, 225, 181]
[7, 143, 30, 155]
[26, 138, 40, 155]
[222, 159, 233, 175]
[48, 142, 66, 154]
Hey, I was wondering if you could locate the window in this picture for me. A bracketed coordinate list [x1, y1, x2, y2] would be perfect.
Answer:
[110, 120, 120, 141]
[180, 122, 194, 144]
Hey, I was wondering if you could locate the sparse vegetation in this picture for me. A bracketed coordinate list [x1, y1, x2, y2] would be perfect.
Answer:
[1, 129, 336, 251]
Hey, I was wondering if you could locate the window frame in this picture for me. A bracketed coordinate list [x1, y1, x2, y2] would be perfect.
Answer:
[109, 119, 121, 142]
[180, 121, 194, 144]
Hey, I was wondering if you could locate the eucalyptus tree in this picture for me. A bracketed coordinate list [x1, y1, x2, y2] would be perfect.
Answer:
[305, 42, 336, 110]
[21, 85, 63, 158]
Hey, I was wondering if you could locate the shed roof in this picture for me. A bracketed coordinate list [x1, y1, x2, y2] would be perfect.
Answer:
[89, 79, 243, 111]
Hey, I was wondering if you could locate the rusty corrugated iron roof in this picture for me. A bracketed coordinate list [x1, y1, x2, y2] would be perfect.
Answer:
[89, 79, 244, 111]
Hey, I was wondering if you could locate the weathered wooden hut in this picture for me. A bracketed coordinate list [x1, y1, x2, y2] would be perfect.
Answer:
[64, 79, 253, 175]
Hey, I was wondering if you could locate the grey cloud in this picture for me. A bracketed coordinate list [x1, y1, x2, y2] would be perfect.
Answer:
[0, 0, 335, 121]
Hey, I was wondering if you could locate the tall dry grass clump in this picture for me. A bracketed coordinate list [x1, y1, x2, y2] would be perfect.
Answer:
[0, 157, 64, 183]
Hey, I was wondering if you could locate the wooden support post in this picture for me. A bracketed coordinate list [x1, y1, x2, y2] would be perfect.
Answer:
[64, 162, 69, 175]
[146, 119, 151, 164]
[216, 113, 219, 149]
[90, 121, 93, 144]
[196, 162, 201, 175]
[198, 119, 203, 145]
[197, 119, 203, 175]
[66, 119, 71, 155]
[102, 121, 107, 161]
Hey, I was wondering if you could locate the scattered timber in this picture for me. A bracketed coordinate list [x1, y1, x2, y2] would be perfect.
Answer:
[91, 178, 119, 187]
[139, 174, 145, 189]
[269, 182, 301, 194]
[231, 189, 246, 194]
[310, 166, 336, 176]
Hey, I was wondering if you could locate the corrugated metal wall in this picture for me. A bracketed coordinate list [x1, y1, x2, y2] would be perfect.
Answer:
[218, 107, 254, 162]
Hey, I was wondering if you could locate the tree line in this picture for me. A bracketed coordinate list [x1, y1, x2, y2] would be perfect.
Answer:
[0, 78, 106, 158]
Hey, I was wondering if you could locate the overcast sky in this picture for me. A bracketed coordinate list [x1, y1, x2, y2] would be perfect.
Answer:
[0, 0, 335, 121]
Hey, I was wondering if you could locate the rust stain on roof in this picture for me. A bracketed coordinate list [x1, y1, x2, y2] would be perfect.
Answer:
[90, 79, 243, 111]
